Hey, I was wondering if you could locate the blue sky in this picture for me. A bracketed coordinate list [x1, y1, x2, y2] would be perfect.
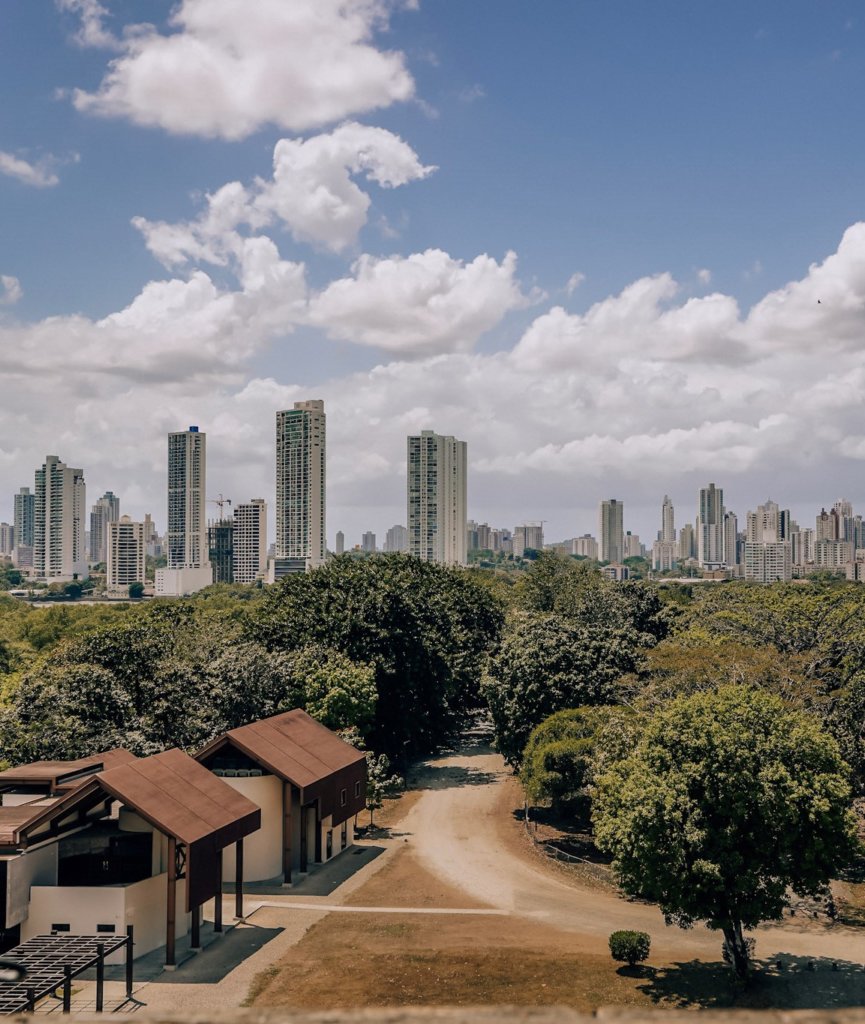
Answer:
[2, 1, 865, 547]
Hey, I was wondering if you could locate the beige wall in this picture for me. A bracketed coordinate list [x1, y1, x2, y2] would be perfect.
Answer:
[220, 774, 283, 882]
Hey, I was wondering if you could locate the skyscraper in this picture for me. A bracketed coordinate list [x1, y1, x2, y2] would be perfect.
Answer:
[90, 491, 120, 563]
[275, 400, 326, 573]
[234, 499, 267, 583]
[660, 495, 675, 542]
[384, 524, 408, 553]
[107, 516, 146, 595]
[155, 426, 212, 596]
[13, 486, 34, 568]
[362, 531, 377, 553]
[598, 499, 624, 563]
[407, 430, 468, 566]
[335, 530, 345, 556]
[208, 519, 234, 583]
[33, 456, 87, 581]
[697, 483, 725, 567]
[0, 523, 13, 557]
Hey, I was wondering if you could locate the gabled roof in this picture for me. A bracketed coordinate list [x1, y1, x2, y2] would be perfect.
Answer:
[0, 748, 137, 793]
[0, 799, 64, 846]
[195, 709, 366, 791]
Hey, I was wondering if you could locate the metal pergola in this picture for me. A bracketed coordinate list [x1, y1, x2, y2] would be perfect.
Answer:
[0, 929, 133, 1014]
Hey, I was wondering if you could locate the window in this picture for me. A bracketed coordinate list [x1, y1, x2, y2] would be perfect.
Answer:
[340, 788, 347, 807]
[96, 924, 116, 933]
[51, 923, 70, 933]
[354, 781, 361, 798]
[341, 821, 348, 850]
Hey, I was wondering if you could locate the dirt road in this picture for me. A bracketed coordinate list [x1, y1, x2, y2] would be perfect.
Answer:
[400, 729, 865, 964]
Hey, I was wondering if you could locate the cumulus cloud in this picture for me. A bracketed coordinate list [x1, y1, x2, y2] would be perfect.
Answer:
[5, 223, 865, 545]
[0, 151, 60, 188]
[309, 249, 525, 355]
[66, 0, 416, 139]
[0, 276, 22, 305]
[134, 123, 434, 259]
[56, 0, 123, 50]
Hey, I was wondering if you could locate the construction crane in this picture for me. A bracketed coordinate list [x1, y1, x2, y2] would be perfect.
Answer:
[208, 494, 232, 517]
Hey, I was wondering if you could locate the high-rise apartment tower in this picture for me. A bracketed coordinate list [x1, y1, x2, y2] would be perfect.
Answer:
[33, 456, 87, 582]
[275, 400, 326, 572]
[598, 499, 624, 563]
[156, 426, 212, 595]
[407, 430, 467, 566]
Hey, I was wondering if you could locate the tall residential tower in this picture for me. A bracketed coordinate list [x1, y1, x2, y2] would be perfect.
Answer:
[155, 426, 212, 595]
[407, 430, 467, 566]
[275, 400, 326, 574]
[33, 456, 87, 581]
[598, 499, 624, 563]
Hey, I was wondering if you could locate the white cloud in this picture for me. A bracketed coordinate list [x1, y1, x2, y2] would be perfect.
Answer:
[566, 272, 585, 295]
[56, 0, 122, 50]
[309, 249, 525, 355]
[134, 123, 434, 259]
[697, 268, 712, 285]
[67, 0, 416, 140]
[0, 276, 22, 305]
[0, 152, 60, 188]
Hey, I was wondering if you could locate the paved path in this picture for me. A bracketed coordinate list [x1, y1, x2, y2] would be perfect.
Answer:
[400, 731, 865, 964]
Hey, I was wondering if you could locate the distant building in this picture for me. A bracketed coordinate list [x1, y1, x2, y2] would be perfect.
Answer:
[660, 495, 675, 542]
[724, 511, 740, 568]
[572, 534, 598, 560]
[107, 516, 146, 595]
[814, 538, 854, 569]
[678, 522, 696, 561]
[407, 430, 467, 566]
[362, 531, 377, 553]
[234, 499, 267, 583]
[598, 500, 624, 563]
[90, 491, 120, 564]
[743, 541, 792, 582]
[276, 400, 326, 572]
[208, 519, 234, 583]
[513, 523, 544, 558]
[652, 539, 677, 571]
[33, 455, 87, 582]
[335, 530, 345, 556]
[624, 531, 644, 559]
[697, 483, 724, 567]
[0, 522, 13, 557]
[13, 486, 34, 568]
[384, 524, 408, 553]
[601, 563, 630, 581]
[156, 427, 212, 596]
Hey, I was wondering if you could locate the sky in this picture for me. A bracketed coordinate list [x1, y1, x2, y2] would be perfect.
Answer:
[1, 0, 865, 548]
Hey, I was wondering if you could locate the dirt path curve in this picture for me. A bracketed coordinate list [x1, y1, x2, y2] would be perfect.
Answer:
[401, 726, 865, 964]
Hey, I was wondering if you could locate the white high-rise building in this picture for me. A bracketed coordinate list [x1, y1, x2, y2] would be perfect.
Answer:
[384, 524, 408, 553]
[155, 426, 212, 596]
[724, 511, 740, 569]
[572, 534, 598, 560]
[407, 430, 468, 566]
[746, 499, 780, 543]
[660, 495, 675, 542]
[652, 539, 677, 571]
[362, 531, 377, 553]
[678, 523, 696, 562]
[233, 499, 267, 584]
[598, 499, 624, 563]
[275, 400, 326, 573]
[0, 523, 13, 557]
[107, 517, 146, 595]
[33, 456, 87, 582]
[13, 487, 34, 568]
[335, 530, 345, 556]
[744, 541, 792, 582]
[90, 491, 120, 563]
[697, 483, 725, 567]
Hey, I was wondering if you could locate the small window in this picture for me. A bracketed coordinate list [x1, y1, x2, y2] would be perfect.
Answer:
[51, 923, 70, 933]
[96, 924, 116, 933]
[340, 788, 347, 807]
[354, 781, 361, 798]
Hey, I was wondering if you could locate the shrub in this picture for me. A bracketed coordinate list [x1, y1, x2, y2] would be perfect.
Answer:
[608, 930, 651, 967]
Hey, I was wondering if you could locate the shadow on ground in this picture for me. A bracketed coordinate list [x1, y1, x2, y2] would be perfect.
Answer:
[224, 844, 385, 896]
[635, 954, 865, 1008]
[414, 764, 501, 791]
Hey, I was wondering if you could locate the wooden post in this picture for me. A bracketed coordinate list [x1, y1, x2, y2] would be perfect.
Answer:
[234, 838, 244, 919]
[190, 902, 201, 950]
[26, 988, 35, 1012]
[300, 806, 308, 873]
[282, 781, 292, 885]
[166, 835, 177, 967]
[214, 850, 223, 933]
[314, 802, 322, 864]
[95, 943, 104, 1013]
[125, 925, 134, 999]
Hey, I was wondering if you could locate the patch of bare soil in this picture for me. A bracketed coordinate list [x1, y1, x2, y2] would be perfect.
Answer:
[344, 845, 489, 910]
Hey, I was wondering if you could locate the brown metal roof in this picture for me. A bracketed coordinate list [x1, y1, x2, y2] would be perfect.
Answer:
[0, 800, 62, 846]
[195, 709, 366, 791]
[0, 748, 137, 793]
[96, 748, 260, 847]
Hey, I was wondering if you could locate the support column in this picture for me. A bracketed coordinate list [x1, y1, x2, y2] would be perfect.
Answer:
[125, 925, 134, 1000]
[282, 781, 292, 885]
[95, 943, 104, 1013]
[190, 903, 201, 951]
[214, 850, 223, 933]
[166, 836, 177, 968]
[234, 838, 244, 919]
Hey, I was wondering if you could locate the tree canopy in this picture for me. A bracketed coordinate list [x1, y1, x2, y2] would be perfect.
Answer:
[593, 685, 859, 979]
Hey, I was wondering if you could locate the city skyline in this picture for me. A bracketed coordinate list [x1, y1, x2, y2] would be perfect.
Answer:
[2, 5, 865, 545]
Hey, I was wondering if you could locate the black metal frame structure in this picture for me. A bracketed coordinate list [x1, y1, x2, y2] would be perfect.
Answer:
[0, 927, 133, 1014]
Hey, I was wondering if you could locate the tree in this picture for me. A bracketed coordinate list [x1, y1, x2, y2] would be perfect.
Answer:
[608, 930, 650, 967]
[593, 686, 859, 980]
[365, 751, 403, 825]
[484, 614, 643, 766]
[128, 581, 145, 599]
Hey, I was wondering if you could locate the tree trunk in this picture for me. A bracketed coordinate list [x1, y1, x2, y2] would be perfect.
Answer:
[723, 920, 751, 981]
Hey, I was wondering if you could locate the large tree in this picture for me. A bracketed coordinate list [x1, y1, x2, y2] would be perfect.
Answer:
[483, 613, 643, 766]
[593, 686, 859, 979]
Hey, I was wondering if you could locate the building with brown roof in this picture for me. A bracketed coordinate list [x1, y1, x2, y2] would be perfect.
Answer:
[195, 709, 367, 884]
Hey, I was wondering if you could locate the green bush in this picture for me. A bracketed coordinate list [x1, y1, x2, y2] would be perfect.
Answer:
[608, 930, 651, 966]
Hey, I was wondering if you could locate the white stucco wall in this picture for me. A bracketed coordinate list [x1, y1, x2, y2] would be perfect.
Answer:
[24, 874, 190, 964]
[219, 774, 283, 882]
[4, 845, 59, 928]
